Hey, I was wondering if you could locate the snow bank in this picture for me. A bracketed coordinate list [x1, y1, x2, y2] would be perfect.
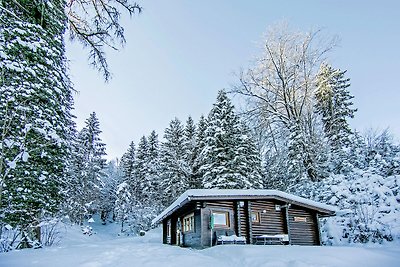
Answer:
[0, 227, 399, 267]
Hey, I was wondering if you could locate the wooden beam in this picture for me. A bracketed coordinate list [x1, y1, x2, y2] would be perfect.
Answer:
[247, 201, 252, 244]
[285, 204, 292, 245]
[236, 201, 241, 236]
[162, 220, 167, 244]
[316, 213, 322, 245]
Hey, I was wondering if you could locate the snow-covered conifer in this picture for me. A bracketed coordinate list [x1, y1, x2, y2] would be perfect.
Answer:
[315, 64, 356, 151]
[65, 112, 107, 225]
[183, 116, 198, 189]
[120, 141, 136, 186]
[0, 0, 74, 248]
[114, 181, 133, 233]
[200, 90, 262, 189]
[160, 118, 188, 205]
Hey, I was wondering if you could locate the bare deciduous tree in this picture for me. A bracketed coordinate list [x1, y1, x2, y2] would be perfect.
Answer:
[66, 0, 142, 81]
[233, 23, 338, 182]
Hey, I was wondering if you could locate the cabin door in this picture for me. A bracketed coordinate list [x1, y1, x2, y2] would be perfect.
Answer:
[176, 219, 182, 246]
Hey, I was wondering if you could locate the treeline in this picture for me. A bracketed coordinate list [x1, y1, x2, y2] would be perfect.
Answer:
[64, 90, 264, 235]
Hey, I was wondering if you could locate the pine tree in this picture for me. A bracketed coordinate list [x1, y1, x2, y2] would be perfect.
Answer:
[65, 112, 107, 225]
[183, 116, 197, 189]
[315, 63, 357, 150]
[144, 130, 161, 208]
[120, 141, 136, 186]
[237, 123, 264, 188]
[133, 136, 148, 203]
[200, 90, 263, 189]
[192, 115, 207, 188]
[99, 160, 122, 224]
[0, 0, 74, 248]
[160, 118, 188, 205]
[114, 181, 133, 233]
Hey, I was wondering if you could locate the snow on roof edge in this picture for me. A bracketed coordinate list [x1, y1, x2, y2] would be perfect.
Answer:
[152, 189, 337, 225]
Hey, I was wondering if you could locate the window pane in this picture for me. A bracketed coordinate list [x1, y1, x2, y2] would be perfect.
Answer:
[251, 212, 260, 223]
[183, 213, 194, 232]
[213, 212, 228, 226]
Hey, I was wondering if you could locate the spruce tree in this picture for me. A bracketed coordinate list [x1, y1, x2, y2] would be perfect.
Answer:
[114, 181, 133, 233]
[133, 136, 148, 203]
[99, 160, 122, 224]
[315, 63, 357, 149]
[120, 141, 136, 186]
[192, 115, 207, 188]
[0, 0, 74, 248]
[160, 118, 188, 205]
[65, 112, 107, 225]
[184, 116, 197, 188]
[144, 131, 161, 208]
[200, 90, 263, 189]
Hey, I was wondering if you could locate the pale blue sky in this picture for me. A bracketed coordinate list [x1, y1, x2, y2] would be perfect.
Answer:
[66, 0, 400, 160]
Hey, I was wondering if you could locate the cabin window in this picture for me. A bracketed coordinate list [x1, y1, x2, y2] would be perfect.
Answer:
[294, 216, 307, 222]
[251, 211, 260, 223]
[183, 213, 194, 232]
[212, 211, 230, 227]
[166, 220, 171, 237]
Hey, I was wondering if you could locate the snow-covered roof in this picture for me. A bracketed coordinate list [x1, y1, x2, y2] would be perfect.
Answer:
[152, 189, 337, 225]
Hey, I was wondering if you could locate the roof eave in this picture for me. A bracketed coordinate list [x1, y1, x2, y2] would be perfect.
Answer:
[151, 197, 191, 225]
[189, 195, 336, 215]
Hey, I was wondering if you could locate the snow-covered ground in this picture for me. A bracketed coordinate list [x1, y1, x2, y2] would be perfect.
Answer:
[0, 222, 399, 267]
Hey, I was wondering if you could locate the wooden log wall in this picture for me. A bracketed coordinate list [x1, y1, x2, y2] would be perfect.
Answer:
[288, 206, 319, 245]
[250, 200, 286, 241]
[205, 200, 236, 232]
[205, 201, 235, 210]
[182, 210, 202, 247]
[238, 202, 248, 241]
[200, 201, 235, 247]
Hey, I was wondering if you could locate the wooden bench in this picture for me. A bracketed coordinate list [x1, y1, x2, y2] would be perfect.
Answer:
[254, 234, 289, 245]
[215, 229, 246, 245]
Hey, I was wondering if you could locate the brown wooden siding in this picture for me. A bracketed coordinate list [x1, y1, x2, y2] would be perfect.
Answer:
[205, 201, 235, 210]
[239, 202, 248, 239]
[250, 200, 286, 242]
[206, 201, 235, 232]
[288, 206, 319, 245]
[201, 201, 236, 247]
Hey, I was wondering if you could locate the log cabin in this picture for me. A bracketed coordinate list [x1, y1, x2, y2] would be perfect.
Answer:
[152, 189, 336, 248]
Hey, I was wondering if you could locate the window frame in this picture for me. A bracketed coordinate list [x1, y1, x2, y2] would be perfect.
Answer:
[182, 213, 195, 233]
[251, 211, 261, 223]
[212, 210, 230, 228]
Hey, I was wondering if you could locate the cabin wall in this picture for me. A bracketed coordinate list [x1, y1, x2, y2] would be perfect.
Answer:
[182, 210, 202, 248]
[287, 205, 320, 245]
[250, 200, 287, 242]
[164, 203, 198, 246]
[200, 201, 236, 247]
[162, 198, 324, 248]
[238, 201, 248, 238]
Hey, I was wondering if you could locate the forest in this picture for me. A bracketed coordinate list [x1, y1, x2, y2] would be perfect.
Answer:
[1, 0, 399, 252]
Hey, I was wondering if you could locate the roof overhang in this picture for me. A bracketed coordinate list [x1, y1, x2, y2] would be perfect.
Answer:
[152, 189, 337, 225]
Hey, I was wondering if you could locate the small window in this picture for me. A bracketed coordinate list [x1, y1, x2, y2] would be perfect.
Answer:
[166, 221, 171, 237]
[212, 211, 230, 227]
[251, 211, 260, 223]
[183, 213, 194, 232]
[294, 216, 307, 222]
